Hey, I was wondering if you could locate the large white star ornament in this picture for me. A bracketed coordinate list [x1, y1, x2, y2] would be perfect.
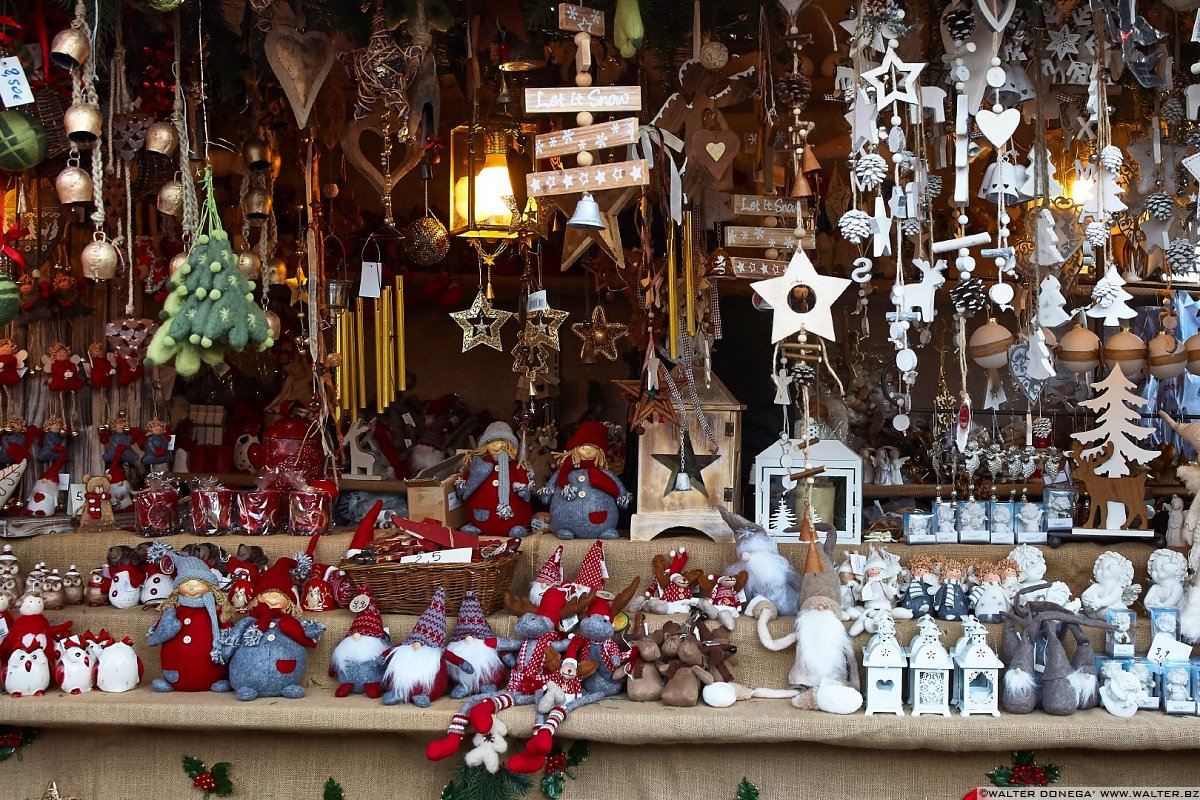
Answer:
[861, 46, 925, 111]
[751, 250, 851, 343]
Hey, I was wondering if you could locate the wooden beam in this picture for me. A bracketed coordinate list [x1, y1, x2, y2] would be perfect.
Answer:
[558, 3, 605, 34]
[534, 117, 637, 159]
[527, 159, 648, 197]
[524, 86, 642, 114]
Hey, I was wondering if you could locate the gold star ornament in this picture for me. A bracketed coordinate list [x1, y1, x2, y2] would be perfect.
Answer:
[285, 266, 308, 306]
[751, 249, 851, 343]
[571, 305, 628, 362]
[450, 291, 514, 352]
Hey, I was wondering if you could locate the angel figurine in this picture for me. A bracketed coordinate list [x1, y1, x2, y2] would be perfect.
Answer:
[1080, 551, 1142, 619]
[43, 342, 83, 427]
[32, 415, 69, 464]
[83, 342, 114, 390]
[0, 339, 27, 417]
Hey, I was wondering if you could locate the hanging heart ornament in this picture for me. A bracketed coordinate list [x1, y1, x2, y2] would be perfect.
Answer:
[975, 0, 1017, 31]
[339, 108, 425, 199]
[265, 24, 337, 129]
[1007, 342, 1045, 403]
[975, 107, 1021, 147]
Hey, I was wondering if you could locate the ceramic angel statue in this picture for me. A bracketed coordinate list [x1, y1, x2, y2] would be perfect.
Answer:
[959, 501, 987, 532]
[935, 503, 957, 535]
[1080, 552, 1141, 619]
[1098, 661, 1147, 718]
[1007, 545, 1079, 608]
[848, 548, 912, 636]
[1144, 549, 1187, 610]
[991, 505, 1012, 538]
[1165, 667, 1191, 702]
[836, 557, 861, 620]
[1167, 495, 1185, 546]
[1015, 501, 1043, 534]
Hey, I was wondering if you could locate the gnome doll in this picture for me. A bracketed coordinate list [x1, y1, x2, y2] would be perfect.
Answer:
[220, 558, 325, 701]
[447, 590, 506, 699]
[145, 543, 234, 693]
[456, 421, 534, 537]
[382, 587, 472, 706]
[529, 545, 564, 606]
[106, 450, 134, 512]
[225, 556, 259, 613]
[330, 588, 391, 698]
[22, 451, 66, 516]
[542, 421, 630, 540]
[298, 535, 337, 613]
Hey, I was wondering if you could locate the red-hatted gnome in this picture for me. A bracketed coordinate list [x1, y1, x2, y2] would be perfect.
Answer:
[22, 450, 66, 517]
[529, 545, 563, 606]
[456, 421, 534, 537]
[447, 590, 506, 699]
[298, 534, 337, 613]
[425, 586, 594, 765]
[330, 587, 390, 698]
[382, 587, 471, 706]
[345, 500, 382, 560]
[145, 542, 234, 693]
[541, 421, 630, 540]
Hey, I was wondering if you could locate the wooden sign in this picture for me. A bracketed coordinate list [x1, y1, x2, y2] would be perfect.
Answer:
[527, 159, 648, 197]
[525, 86, 642, 115]
[534, 117, 637, 159]
[728, 257, 791, 279]
[724, 225, 812, 250]
[558, 3, 605, 34]
[731, 194, 801, 217]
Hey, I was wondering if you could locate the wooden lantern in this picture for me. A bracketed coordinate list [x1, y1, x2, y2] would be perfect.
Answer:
[753, 433, 862, 543]
[907, 635, 953, 717]
[953, 631, 1004, 717]
[630, 373, 745, 541]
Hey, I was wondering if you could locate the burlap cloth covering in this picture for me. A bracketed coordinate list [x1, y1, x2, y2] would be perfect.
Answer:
[0, 529, 1195, 799]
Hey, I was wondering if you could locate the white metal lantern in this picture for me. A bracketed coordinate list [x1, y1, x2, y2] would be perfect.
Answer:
[954, 632, 1004, 717]
[753, 432, 862, 543]
[907, 637, 953, 717]
[863, 633, 908, 716]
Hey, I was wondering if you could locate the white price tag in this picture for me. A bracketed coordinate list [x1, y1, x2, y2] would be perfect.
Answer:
[358, 261, 383, 298]
[58, 473, 71, 491]
[0, 614, 8, 647]
[1147, 633, 1193, 664]
[526, 290, 549, 312]
[67, 483, 86, 516]
[0, 57, 33, 108]
[400, 547, 473, 564]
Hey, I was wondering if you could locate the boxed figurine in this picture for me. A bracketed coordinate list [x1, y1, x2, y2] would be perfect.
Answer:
[956, 500, 989, 544]
[1127, 657, 1162, 710]
[1150, 608, 1180, 641]
[1159, 660, 1196, 715]
[932, 502, 958, 544]
[1014, 500, 1046, 544]
[904, 511, 936, 545]
[988, 501, 1015, 545]
[1044, 489, 1075, 532]
[1105, 608, 1136, 658]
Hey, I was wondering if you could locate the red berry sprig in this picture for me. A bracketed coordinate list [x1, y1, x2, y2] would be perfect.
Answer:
[193, 773, 217, 791]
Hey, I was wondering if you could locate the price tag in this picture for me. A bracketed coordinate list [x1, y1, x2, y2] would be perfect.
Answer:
[400, 547, 472, 564]
[58, 473, 71, 491]
[526, 290, 549, 312]
[0, 57, 33, 108]
[0, 614, 8, 647]
[67, 483, 86, 516]
[1147, 633, 1193, 665]
[358, 261, 382, 298]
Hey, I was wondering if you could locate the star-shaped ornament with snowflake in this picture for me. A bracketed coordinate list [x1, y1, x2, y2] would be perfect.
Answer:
[450, 291, 514, 352]
[1046, 27, 1081, 60]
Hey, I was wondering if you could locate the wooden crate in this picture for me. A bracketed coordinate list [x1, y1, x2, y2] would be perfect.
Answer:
[405, 454, 468, 529]
[630, 373, 745, 540]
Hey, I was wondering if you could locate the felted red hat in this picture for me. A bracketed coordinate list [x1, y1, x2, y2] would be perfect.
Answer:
[106, 445, 127, 484]
[227, 557, 259, 580]
[563, 635, 585, 665]
[565, 421, 608, 453]
[346, 500, 383, 559]
[537, 586, 569, 624]
[532, 545, 564, 589]
[450, 590, 494, 642]
[575, 541, 608, 591]
[255, 558, 297, 598]
[404, 587, 448, 647]
[348, 590, 386, 640]
[668, 548, 688, 578]
[586, 590, 615, 621]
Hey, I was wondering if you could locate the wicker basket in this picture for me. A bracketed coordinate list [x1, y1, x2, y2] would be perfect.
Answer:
[338, 552, 521, 615]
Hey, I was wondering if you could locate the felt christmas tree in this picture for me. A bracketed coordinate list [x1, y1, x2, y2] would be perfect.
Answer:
[736, 779, 761, 800]
[146, 169, 275, 377]
[1070, 365, 1158, 478]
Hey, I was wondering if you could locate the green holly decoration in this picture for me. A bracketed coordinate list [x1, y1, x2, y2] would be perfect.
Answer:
[987, 751, 1061, 787]
[736, 779, 760, 800]
[146, 169, 274, 377]
[540, 740, 589, 799]
[440, 763, 532, 800]
[0, 726, 37, 763]
[324, 777, 345, 800]
[183, 755, 234, 798]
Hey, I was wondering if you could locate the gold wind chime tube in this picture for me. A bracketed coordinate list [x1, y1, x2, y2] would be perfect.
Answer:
[341, 309, 359, 421]
[381, 285, 395, 408]
[374, 298, 385, 414]
[356, 298, 367, 411]
[683, 209, 696, 336]
[667, 222, 679, 360]
[395, 275, 406, 392]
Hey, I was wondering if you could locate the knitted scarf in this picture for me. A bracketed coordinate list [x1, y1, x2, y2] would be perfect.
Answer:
[179, 590, 223, 663]
[248, 604, 317, 648]
[491, 452, 513, 519]
[554, 458, 620, 498]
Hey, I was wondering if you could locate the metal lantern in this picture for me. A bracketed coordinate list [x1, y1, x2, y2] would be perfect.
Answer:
[145, 121, 179, 156]
[55, 165, 93, 205]
[449, 125, 519, 239]
[81, 236, 119, 281]
[50, 28, 91, 70]
[326, 279, 354, 312]
[63, 103, 102, 145]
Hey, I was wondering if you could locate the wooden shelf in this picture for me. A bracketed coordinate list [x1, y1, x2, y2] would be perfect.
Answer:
[863, 483, 1185, 500]
[172, 472, 408, 493]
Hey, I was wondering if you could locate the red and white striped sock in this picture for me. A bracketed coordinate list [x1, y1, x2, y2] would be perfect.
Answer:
[490, 695, 515, 713]
[538, 706, 566, 735]
[446, 713, 467, 736]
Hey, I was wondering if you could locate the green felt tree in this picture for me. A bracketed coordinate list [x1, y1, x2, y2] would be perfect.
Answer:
[324, 777, 345, 800]
[736, 779, 760, 800]
[146, 169, 274, 377]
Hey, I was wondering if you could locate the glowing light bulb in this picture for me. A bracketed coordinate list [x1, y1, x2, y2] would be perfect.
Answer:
[454, 153, 514, 230]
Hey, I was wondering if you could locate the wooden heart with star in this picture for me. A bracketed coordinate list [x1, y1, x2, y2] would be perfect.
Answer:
[265, 24, 337, 129]
[687, 128, 741, 182]
[339, 109, 425, 199]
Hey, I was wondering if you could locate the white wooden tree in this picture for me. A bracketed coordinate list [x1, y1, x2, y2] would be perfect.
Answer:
[1085, 265, 1137, 327]
[1018, 146, 1065, 201]
[1079, 162, 1127, 219]
[1037, 274, 1072, 327]
[769, 496, 798, 533]
[1033, 208, 1065, 268]
[1070, 365, 1159, 477]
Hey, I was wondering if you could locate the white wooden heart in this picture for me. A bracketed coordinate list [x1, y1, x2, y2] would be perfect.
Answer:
[705, 142, 727, 161]
[340, 110, 425, 198]
[975, 0, 1016, 31]
[976, 107, 1020, 147]
[265, 25, 337, 129]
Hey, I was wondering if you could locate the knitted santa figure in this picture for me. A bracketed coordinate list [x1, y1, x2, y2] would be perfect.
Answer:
[542, 421, 630, 540]
[381, 587, 471, 706]
[298, 535, 336, 612]
[456, 421, 534, 538]
[146, 543, 233, 693]
[220, 558, 325, 701]
[22, 451, 66, 516]
[446, 590, 505, 699]
[329, 588, 390, 698]
[529, 545, 563, 606]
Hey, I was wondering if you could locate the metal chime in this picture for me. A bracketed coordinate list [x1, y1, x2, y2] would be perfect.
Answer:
[333, 275, 405, 419]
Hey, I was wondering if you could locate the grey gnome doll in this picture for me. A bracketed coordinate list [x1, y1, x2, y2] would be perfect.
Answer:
[541, 421, 630, 540]
[329, 587, 390, 698]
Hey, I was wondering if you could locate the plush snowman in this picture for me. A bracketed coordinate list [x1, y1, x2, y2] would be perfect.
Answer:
[55, 637, 95, 694]
[96, 637, 141, 692]
[4, 646, 50, 697]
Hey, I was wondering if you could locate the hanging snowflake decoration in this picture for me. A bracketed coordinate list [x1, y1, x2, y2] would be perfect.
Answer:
[837, 210, 874, 244]
[853, 153, 889, 191]
[1084, 221, 1110, 247]
[1165, 238, 1197, 275]
[945, 6, 976, 43]
[1145, 192, 1174, 221]
[1098, 145, 1124, 173]
[951, 277, 987, 316]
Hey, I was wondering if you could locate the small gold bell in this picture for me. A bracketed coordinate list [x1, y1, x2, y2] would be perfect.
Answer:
[50, 28, 91, 71]
[145, 121, 179, 157]
[81, 239, 119, 281]
[265, 310, 282, 340]
[236, 251, 261, 280]
[55, 166, 93, 206]
[156, 180, 183, 217]
[242, 138, 271, 172]
[242, 188, 272, 222]
[63, 103, 103, 146]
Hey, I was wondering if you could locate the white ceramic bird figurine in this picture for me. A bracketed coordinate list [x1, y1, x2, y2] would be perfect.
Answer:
[96, 638, 142, 693]
[5, 646, 50, 697]
[55, 637, 94, 695]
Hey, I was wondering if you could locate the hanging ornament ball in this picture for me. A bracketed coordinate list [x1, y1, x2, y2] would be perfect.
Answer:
[0, 275, 19, 325]
[698, 40, 730, 71]
[265, 310, 282, 340]
[1057, 324, 1102, 374]
[1145, 192, 1174, 222]
[267, 257, 288, 286]
[81, 239, 119, 281]
[168, 252, 188, 277]
[321, 183, 340, 199]
[1147, 331, 1187, 380]
[966, 318, 1014, 370]
[1102, 328, 1147, 377]
[144, 120, 179, 157]
[0, 111, 49, 172]
[325, 352, 343, 369]
[1185, 332, 1200, 375]
[236, 251, 262, 280]
[403, 214, 451, 267]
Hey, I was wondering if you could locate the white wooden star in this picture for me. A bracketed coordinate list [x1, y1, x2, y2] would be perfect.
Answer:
[751, 250, 851, 343]
[846, 88, 880, 151]
[861, 46, 925, 112]
[872, 196, 893, 258]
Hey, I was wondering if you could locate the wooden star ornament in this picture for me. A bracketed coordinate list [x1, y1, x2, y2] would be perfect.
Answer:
[554, 186, 638, 271]
[450, 291, 514, 352]
[571, 305, 628, 361]
[751, 250, 851, 343]
[614, 377, 678, 431]
[652, 432, 719, 497]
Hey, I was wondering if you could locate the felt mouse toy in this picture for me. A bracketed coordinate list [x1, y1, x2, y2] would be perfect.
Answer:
[146, 543, 233, 693]
[330, 588, 390, 698]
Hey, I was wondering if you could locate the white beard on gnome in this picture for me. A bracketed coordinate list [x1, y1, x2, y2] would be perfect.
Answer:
[331, 631, 389, 676]
[447, 636, 504, 695]
[383, 643, 445, 701]
[794, 606, 855, 686]
[109, 479, 133, 511]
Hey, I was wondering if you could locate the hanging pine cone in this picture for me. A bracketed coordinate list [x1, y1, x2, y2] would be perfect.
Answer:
[1166, 238, 1197, 275]
[951, 277, 987, 317]
[862, 0, 893, 18]
[854, 153, 888, 191]
[945, 6, 976, 43]
[926, 174, 943, 199]
[837, 209, 874, 244]
[1145, 192, 1174, 221]
[775, 72, 812, 112]
[901, 218, 921, 237]
[1162, 97, 1186, 130]
[790, 362, 816, 387]
[1098, 145, 1124, 173]
[1084, 220, 1109, 247]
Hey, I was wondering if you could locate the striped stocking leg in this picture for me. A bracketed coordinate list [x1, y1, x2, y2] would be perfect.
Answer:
[527, 706, 566, 755]
[425, 714, 469, 762]
[469, 693, 514, 734]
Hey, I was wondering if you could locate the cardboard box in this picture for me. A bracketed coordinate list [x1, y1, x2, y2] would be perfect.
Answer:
[405, 454, 467, 529]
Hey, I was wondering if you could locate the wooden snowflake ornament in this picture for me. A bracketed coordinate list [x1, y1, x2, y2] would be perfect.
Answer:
[751, 249, 851, 343]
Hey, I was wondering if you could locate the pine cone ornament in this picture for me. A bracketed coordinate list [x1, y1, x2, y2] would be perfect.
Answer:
[1098, 145, 1124, 173]
[945, 6, 976, 43]
[854, 153, 888, 191]
[1090, 275, 1120, 307]
[1084, 220, 1109, 247]
[1162, 97, 1185, 130]
[1166, 238, 1197, 275]
[1145, 192, 1174, 221]
[776, 73, 812, 112]
[926, 174, 944, 199]
[790, 362, 816, 386]
[837, 209, 874, 244]
[901, 218, 921, 237]
[862, 0, 893, 17]
[950, 277, 987, 316]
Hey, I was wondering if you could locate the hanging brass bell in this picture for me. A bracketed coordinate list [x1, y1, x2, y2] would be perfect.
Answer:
[566, 192, 605, 230]
[242, 138, 271, 172]
[157, 180, 183, 217]
[265, 310, 282, 340]
[81, 238, 119, 281]
[64, 103, 103, 145]
[242, 188, 272, 222]
[145, 121, 179, 157]
[168, 253, 188, 276]
[267, 257, 288, 285]
[50, 28, 91, 71]
[236, 251, 262, 280]
[55, 165, 93, 206]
